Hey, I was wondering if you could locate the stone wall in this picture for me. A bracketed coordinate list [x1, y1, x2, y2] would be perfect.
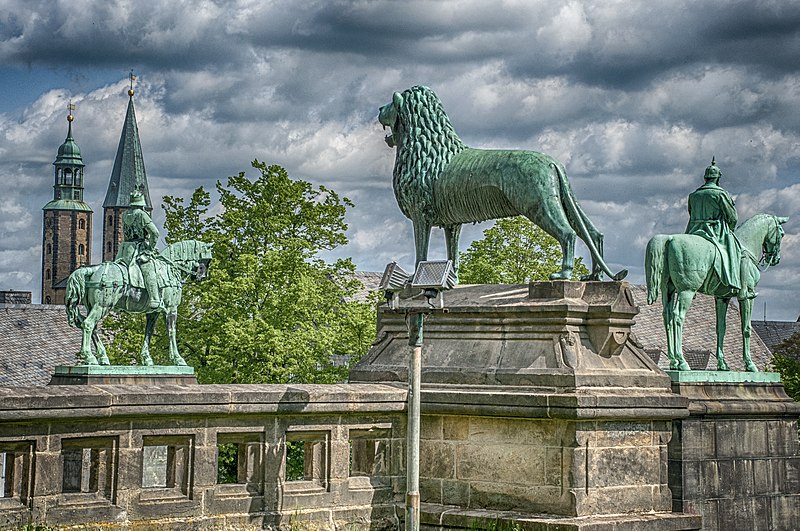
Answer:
[669, 381, 800, 531]
[0, 384, 406, 530]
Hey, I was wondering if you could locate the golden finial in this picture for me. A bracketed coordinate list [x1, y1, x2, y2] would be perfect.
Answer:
[67, 101, 76, 122]
[128, 69, 137, 97]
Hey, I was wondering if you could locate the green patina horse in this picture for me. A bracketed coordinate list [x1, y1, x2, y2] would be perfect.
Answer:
[645, 214, 787, 371]
[65, 240, 212, 366]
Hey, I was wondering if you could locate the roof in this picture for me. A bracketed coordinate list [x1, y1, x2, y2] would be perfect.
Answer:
[53, 120, 84, 167]
[102, 96, 152, 210]
[751, 320, 800, 355]
[0, 303, 80, 387]
[42, 199, 93, 212]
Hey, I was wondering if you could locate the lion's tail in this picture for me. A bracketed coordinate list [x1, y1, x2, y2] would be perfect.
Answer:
[553, 163, 628, 281]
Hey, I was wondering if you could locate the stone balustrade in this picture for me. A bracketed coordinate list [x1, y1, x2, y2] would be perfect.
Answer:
[0, 383, 407, 530]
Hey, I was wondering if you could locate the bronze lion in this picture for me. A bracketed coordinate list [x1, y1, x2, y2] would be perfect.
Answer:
[378, 85, 626, 281]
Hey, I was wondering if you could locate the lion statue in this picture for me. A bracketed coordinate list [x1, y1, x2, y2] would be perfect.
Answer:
[378, 85, 627, 282]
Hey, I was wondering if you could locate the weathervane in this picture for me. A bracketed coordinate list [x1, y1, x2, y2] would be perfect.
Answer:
[129, 69, 137, 97]
[67, 101, 76, 122]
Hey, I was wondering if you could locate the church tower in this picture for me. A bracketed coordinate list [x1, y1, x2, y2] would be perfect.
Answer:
[41, 104, 92, 305]
[102, 72, 152, 261]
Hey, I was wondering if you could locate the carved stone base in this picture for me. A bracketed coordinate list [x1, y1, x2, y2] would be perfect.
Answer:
[49, 365, 197, 385]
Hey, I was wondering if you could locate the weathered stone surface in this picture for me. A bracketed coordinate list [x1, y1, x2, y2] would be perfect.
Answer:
[669, 381, 800, 531]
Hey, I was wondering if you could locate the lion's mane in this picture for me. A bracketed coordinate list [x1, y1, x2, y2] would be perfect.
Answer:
[394, 86, 466, 221]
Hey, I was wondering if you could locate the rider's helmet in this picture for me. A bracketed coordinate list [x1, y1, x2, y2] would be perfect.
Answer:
[703, 157, 722, 181]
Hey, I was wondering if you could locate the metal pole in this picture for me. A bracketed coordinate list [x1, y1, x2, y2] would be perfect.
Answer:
[406, 313, 423, 531]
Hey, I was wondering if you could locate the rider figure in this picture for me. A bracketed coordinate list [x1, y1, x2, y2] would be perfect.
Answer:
[117, 191, 162, 309]
[685, 158, 753, 299]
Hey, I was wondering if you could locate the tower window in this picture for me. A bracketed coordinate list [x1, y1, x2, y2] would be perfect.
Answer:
[108, 215, 113, 225]
[79, 219, 85, 230]
[64, 169, 72, 185]
[45, 296, 51, 304]
[46, 243, 52, 254]
[107, 242, 112, 254]
[78, 244, 85, 256]
[46, 269, 51, 280]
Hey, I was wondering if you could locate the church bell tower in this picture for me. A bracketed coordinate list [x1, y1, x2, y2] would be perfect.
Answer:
[41, 104, 92, 305]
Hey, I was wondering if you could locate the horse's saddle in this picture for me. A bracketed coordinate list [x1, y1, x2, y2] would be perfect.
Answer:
[116, 258, 177, 290]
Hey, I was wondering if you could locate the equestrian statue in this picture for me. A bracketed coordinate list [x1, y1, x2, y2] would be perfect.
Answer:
[65, 192, 213, 366]
[645, 159, 787, 371]
[378, 85, 626, 282]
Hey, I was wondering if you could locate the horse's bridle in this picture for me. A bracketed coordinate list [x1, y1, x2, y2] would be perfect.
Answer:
[757, 216, 783, 272]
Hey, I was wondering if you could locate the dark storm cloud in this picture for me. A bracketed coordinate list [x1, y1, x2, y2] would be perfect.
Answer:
[1, 0, 800, 320]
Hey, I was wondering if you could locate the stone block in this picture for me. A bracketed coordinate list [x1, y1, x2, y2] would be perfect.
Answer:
[733, 459, 755, 497]
[544, 447, 563, 486]
[587, 446, 660, 488]
[456, 442, 544, 485]
[468, 481, 564, 513]
[420, 478, 441, 504]
[593, 421, 653, 447]
[700, 460, 719, 498]
[575, 484, 661, 516]
[715, 460, 735, 498]
[753, 459, 772, 495]
[467, 417, 537, 445]
[421, 415, 442, 440]
[737, 420, 768, 457]
[442, 479, 469, 507]
[420, 440, 455, 479]
[714, 420, 736, 458]
[770, 494, 800, 530]
[786, 456, 800, 492]
[442, 415, 468, 440]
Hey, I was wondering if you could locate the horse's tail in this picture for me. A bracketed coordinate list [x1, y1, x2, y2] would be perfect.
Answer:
[645, 235, 670, 305]
[553, 163, 628, 280]
[65, 267, 90, 328]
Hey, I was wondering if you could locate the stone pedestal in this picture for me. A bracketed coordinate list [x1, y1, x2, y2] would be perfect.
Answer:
[49, 365, 197, 385]
[668, 375, 800, 531]
[351, 281, 701, 530]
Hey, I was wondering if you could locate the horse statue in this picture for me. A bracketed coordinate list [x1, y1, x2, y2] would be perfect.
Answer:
[65, 240, 213, 366]
[378, 85, 626, 282]
[645, 214, 787, 371]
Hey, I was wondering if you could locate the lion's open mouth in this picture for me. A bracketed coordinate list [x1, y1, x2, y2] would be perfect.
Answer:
[383, 124, 395, 147]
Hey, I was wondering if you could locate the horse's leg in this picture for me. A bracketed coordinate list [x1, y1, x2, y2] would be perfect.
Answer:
[662, 290, 677, 368]
[413, 218, 431, 267]
[140, 312, 156, 366]
[444, 224, 462, 282]
[740, 297, 758, 372]
[80, 305, 103, 365]
[166, 308, 187, 366]
[92, 330, 110, 365]
[715, 298, 730, 371]
[671, 290, 694, 371]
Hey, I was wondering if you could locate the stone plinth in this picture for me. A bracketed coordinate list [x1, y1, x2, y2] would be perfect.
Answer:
[49, 365, 198, 385]
[351, 281, 699, 529]
[668, 379, 800, 531]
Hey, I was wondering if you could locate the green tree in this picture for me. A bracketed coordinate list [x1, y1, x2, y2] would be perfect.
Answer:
[106, 160, 375, 384]
[770, 333, 800, 401]
[458, 216, 589, 284]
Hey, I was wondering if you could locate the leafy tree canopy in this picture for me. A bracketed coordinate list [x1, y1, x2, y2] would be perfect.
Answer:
[458, 216, 589, 284]
[770, 333, 800, 401]
[105, 160, 375, 384]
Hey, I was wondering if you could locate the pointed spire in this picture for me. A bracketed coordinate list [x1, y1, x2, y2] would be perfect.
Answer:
[102, 74, 152, 210]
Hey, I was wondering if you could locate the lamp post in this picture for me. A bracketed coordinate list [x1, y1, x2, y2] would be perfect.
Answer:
[379, 260, 454, 531]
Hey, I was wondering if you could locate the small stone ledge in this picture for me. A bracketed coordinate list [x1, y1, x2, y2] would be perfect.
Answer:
[418, 503, 702, 530]
[670, 381, 800, 417]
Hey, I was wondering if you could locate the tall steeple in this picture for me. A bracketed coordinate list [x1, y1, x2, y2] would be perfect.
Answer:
[42, 103, 93, 304]
[102, 71, 153, 261]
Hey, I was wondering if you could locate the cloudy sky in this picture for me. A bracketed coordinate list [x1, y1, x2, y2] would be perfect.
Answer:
[1, 0, 799, 320]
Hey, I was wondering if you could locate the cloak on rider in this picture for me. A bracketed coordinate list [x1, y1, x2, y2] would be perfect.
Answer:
[685, 158, 754, 300]
[117, 191, 162, 309]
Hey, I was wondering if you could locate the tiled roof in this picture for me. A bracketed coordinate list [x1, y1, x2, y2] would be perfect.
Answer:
[0, 303, 80, 387]
[629, 285, 773, 371]
[751, 320, 800, 359]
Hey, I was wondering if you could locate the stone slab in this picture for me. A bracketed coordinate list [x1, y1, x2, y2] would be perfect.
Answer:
[49, 365, 197, 385]
[665, 370, 781, 383]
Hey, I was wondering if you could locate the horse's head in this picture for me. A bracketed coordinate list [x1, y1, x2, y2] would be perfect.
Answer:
[191, 242, 213, 281]
[763, 216, 788, 266]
